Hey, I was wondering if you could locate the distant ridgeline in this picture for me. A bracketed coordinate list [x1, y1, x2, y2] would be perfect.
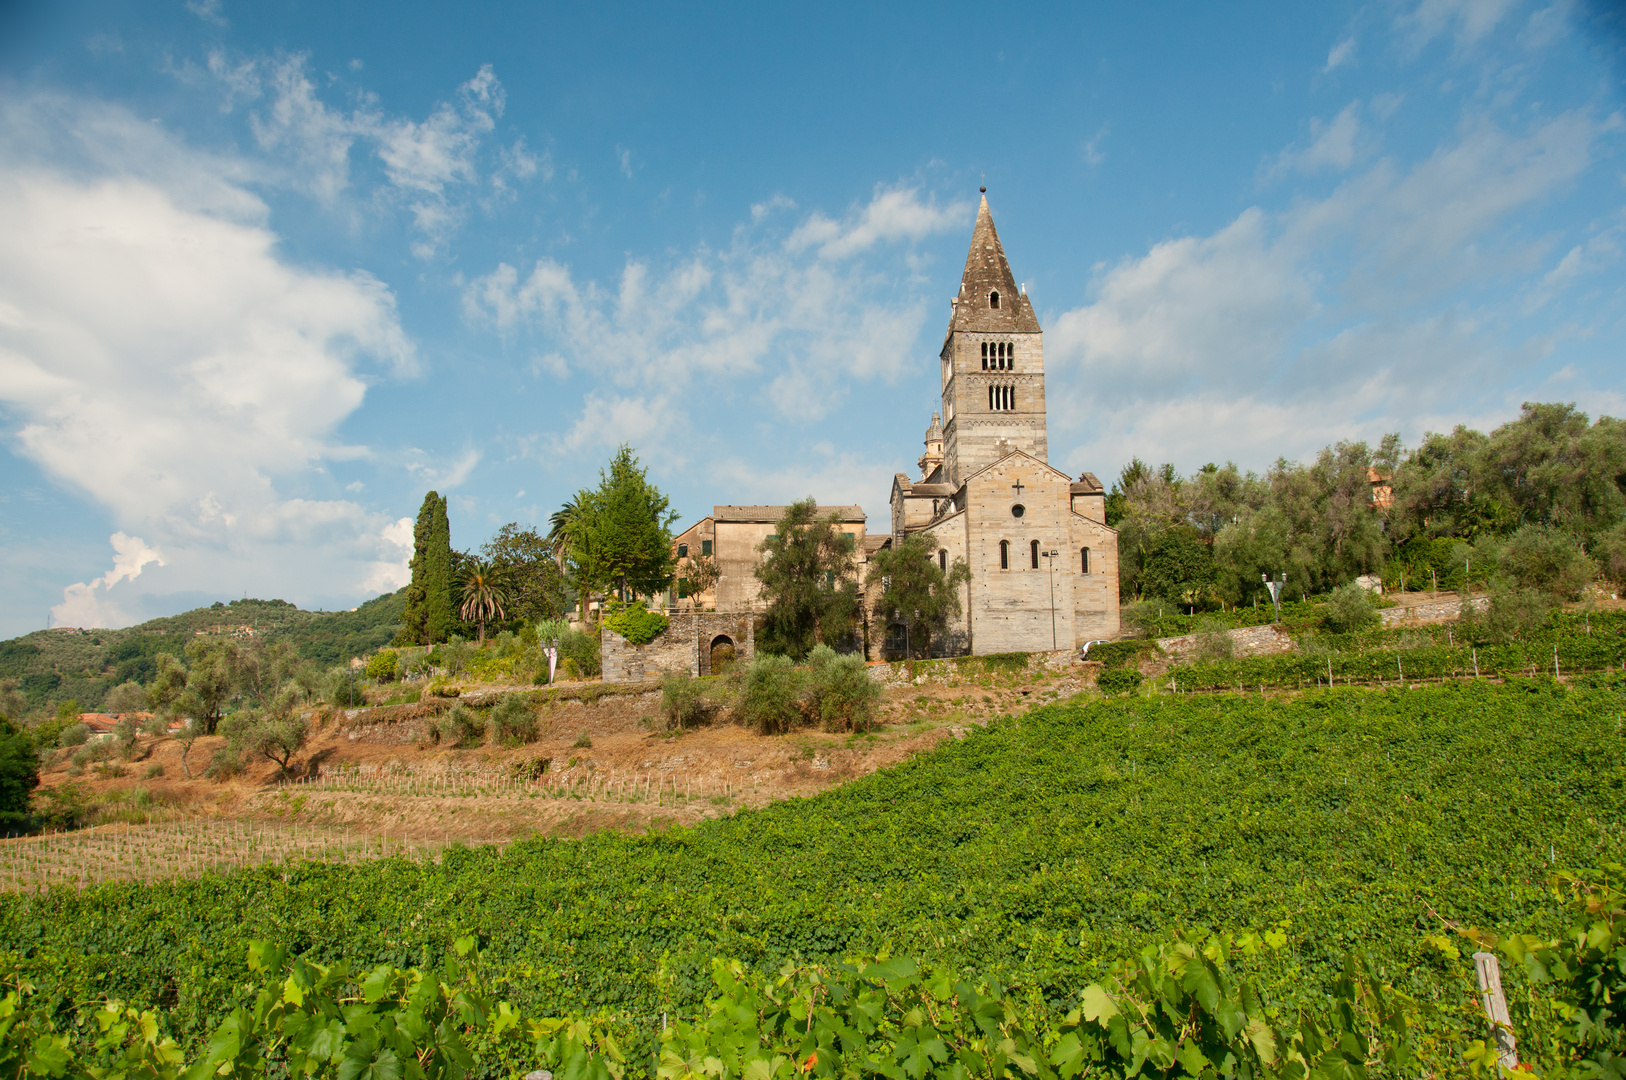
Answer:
[0, 590, 406, 713]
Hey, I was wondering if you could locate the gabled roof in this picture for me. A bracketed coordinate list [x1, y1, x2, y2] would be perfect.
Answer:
[1070, 472, 1104, 495]
[713, 505, 866, 523]
[956, 446, 1073, 490]
[947, 194, 1042, 336]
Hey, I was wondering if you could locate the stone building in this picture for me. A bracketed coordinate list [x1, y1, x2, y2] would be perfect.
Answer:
[661, 191, 1119, 660]
[886, 192, 1119, 654]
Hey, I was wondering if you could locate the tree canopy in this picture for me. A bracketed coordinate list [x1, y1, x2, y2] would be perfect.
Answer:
[556, 446, 677, 606]
[865, 531, 970, 659]
[398, 492, 456, 645]
[755, 499, 861, 660]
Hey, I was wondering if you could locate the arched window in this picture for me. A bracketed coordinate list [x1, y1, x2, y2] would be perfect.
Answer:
[990, 290, 1000, 309]
[1030, 540, 1040, 569]
[999, 540, 1009, 569]
[1081, 547, 1090, 573]
[938, 549, 947, 571]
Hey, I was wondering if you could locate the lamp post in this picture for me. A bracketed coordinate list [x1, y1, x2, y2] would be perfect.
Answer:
[1262, 572, 1286, 624]
[1041, 549, 1060, 650]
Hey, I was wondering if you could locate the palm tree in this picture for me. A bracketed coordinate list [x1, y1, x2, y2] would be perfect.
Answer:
[459, 560, 510, 644]
[548, 492, 594, 621]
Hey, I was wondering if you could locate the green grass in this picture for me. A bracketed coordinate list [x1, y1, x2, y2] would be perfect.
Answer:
[2, 677, 1622, 1037]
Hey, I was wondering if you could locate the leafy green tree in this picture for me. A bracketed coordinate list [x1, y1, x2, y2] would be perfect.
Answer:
[1499, 523, 1596, 601]
[398, 492, 456, 645]
[0, 718, 39, 829]
[459, 560, 510, 644]
[220, 695, 309, 778]
[865, 531, 970, 659]
[1323, 582, 1380, 634]
[481, 524, 568, 624]
[567, 446, 678, 604]
[1139, 527, 1218, 612]
[103, 681, 151, 714]
[755, 499, 861, 660]
[179, 638, 240, 735]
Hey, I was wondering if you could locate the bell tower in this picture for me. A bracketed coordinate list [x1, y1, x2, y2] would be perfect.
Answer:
[938, 190, 1047, 486]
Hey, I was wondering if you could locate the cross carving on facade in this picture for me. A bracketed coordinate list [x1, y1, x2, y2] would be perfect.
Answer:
[1012, 479, 1024, 497]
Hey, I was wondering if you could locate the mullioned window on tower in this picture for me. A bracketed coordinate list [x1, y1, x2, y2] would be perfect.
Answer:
[987, 385, 1016, 411]
[980, 341, 1016, 370]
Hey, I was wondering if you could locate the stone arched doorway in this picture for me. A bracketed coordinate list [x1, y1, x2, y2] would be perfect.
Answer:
[708, 634, 736, 675]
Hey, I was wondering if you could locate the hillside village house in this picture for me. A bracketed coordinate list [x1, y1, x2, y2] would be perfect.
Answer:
[661, 192, 1121, 662]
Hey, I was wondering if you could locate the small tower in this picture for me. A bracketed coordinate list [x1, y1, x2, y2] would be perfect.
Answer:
[938, 191, 1047, 486]
[918, 412, 944, 479]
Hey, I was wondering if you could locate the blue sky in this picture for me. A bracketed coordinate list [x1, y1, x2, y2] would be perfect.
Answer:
[1, 0, 1623, 636]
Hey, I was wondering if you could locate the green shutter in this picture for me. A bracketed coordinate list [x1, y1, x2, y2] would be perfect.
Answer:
[701, 539, 712, 556]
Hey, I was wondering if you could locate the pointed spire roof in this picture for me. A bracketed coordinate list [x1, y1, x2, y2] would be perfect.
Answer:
[948, 192, 1041, 334]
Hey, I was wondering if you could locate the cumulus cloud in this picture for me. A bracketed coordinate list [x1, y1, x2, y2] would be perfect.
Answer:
[1396, 0, 1522, 52]
[0, 94, 421, 628]
[1046, 105, 1616, 476]
[200, 53, 523, 254]
[463, 185, 944, 436]
[785, 185, 971, 260]
[51, 533, 165, 629]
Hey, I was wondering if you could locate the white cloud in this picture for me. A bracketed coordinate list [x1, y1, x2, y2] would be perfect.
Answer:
[1046, 106, 1617, 478]
[51, 532, 166, 629]
[405, 447, 482, 490]
[464, 185, 942, 431]
[785, 185, 971, 259]
[1396, 0, 1522, 53]
[1266, 102, 1364, 177]
[1325, 37, 1358, 71]
[1081, 125, 1110, 167]
[200, 53, 521, 254]
[186, 0, 226, 26]
[0, 95, 420, 627]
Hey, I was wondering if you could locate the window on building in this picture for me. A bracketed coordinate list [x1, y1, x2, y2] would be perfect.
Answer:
[677, 543, 688, 558]
[988, 384, 1016, 411]
[990, 290, 1000, 309]
[701, 539, 712, 556]
[938, 549, 947, 571]
[999, 540, 1009, 569]
[1081, 547, 1090, 574]
[1030, 540, 1040, 569]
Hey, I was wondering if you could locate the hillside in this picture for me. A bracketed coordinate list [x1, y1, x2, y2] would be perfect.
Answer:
[2, 676, 1618, 1038]
[0, 590, 406, 714]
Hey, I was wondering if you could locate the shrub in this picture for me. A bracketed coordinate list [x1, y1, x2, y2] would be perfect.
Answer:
[1084, 641, 1147, 669]
[1323, 582, 1380, 634]
[144, 763, 164, 779]
[1462, 581, 1553, 643]
[603, 607, 668, 646]
[1502, 523, 1596, 601]
[365, 650, 399, 682]
[804, 649, 883, 733]
[141, 713, 170, 738]
[57, 723, 89, 749]
[1594, 522, 1626, 590]
[325, 667, 366, 708]
[734, 654, 804, 735]
[436, 705, 485, 749]
[203, 747, 245, 781]
[490, 697, 538, 747]
[572, 732, 593, 749]
[560, 630, 601, 679]
[977, 652, 1030, 674]
[660, 671, 710, 731]
[1191, 616, 1236, 662]
[1097, 668, 1143, 695]
[32, 781, 90, 830]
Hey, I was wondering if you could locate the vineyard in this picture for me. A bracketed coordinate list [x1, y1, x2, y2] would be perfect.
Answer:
[1, 673, 1621, 1072]
[1167, 610, 1626, 692]
[0, 820, 455, 894]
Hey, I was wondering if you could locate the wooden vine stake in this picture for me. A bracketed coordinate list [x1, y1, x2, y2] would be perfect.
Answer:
[1473, 951, 1519, 1071]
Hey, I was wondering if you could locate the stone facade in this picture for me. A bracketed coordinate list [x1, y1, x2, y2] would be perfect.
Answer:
[601, 612, 755, 683]
[887, 192, 1120, 656]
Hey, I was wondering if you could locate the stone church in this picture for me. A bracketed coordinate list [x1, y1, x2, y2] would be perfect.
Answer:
[886, 191, 1119, 654]
[667, 191, 1119, 659]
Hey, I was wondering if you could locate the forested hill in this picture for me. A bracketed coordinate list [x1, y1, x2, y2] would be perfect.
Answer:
[0, 589, 406, 715]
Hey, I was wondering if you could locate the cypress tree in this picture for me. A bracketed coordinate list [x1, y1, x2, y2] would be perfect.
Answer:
[398, 492, 457, 645]
[423, 494, 456, 643]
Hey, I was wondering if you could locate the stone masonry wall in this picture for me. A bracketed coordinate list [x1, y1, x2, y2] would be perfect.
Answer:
[601, 612, 754, 683]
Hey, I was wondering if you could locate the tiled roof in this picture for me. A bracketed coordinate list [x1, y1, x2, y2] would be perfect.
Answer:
[713, 505, 866, 523]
